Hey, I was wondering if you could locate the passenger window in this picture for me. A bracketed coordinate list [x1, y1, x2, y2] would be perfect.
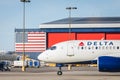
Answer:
[95, 47, 98, 49]
[81, 47, 84, 50]
[50, 46, 56, 50]
[88, 47, 91, 50]
[106, 46, 108, 49]
[117, 46, 119, 49]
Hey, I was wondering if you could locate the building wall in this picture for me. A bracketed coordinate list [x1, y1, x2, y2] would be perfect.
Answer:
[47, 33, 76, 48]
[106, 33, 120, 40]
[47, 32, 120, 48]
[15, 29, 120, 59]
[76, 33, 105, 40]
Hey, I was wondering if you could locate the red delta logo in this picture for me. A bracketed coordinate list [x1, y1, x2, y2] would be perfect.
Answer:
[79, 42, 84, 46]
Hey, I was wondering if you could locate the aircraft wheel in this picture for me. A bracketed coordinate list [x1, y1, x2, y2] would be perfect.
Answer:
[57, 71, 62, 75]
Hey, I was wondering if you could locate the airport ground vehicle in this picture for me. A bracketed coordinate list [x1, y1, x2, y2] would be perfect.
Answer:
[0, 62, 11, 71]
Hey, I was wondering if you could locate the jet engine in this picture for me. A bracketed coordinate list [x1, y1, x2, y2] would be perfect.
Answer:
[98, 56, 120, 72]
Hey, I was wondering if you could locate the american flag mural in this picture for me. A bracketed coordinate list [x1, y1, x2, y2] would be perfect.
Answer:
[15, 32, 46, 52]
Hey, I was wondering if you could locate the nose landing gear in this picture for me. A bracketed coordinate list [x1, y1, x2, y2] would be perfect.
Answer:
[57, 67, 62, 75]
[56, 63, 64, 75]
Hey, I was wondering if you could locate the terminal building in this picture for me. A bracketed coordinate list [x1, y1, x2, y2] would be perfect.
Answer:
[15, 17, 120, 59]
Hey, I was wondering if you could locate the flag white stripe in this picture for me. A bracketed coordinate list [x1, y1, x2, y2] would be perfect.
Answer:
[16, 43, 46, 44]
[16, 48, 45, 50]
[28, 34, 46, 36]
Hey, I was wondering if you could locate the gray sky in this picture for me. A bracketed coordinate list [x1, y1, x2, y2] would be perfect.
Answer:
[0, 0, 120, 51]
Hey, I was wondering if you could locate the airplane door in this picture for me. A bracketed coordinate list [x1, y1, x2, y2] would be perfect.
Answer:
[67, 42, 74, 56]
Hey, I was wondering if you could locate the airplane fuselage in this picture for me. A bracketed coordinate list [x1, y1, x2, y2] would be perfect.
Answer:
[38, 40, 120, 63]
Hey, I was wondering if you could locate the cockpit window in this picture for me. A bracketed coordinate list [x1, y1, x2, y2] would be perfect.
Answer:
[50, 46, 56, 50]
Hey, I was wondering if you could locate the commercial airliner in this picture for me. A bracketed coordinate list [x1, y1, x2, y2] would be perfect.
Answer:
[38, 40, 120, 75]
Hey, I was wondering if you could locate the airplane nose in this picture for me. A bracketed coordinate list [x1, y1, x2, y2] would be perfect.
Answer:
[38, 53, 45, 61]
[38, 53, 49, 62]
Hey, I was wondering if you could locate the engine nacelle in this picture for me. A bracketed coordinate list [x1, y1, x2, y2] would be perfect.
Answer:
[98, 56, 120, 72]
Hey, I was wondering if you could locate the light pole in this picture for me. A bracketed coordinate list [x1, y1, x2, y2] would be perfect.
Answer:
[20, 0, 30, 72]
[66, 7, 77, 69]
[66, 7, 77, 40]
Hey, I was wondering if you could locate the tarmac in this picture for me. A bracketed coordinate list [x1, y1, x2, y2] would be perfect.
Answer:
[0, 67, 120, 80]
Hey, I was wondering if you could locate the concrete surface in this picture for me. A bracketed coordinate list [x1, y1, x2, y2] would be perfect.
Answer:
[0, 67, 120, 80]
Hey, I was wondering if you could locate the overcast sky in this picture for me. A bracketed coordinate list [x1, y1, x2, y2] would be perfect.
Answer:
[0, 0, 120, 51]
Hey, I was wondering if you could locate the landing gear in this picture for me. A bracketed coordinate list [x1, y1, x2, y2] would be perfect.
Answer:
[57, 67, 62, 75]
[56, 63, 64, 75]
[57, 71, 62, 75]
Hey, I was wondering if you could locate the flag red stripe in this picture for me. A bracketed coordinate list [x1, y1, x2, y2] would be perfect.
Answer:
[16, 50, 45, 52]
[27, 41, 45, 43]
[28, 36, 45, 37]
[16, 44, 45, 46]
[28, 37, 45, 40]
[15, 47, 45, 48]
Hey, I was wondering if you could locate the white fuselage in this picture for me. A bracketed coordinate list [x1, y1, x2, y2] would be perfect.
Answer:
[38, 40, 120, 63]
